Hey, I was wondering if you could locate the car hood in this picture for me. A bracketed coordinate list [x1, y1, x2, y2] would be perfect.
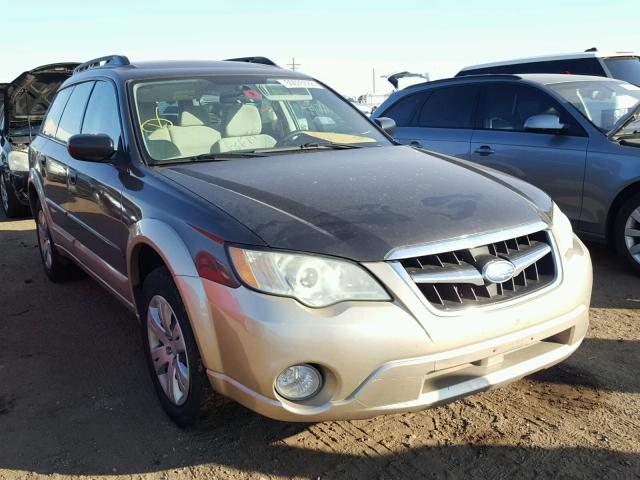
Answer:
[4, 63, 78, 132]
[160, 146, 552, 261]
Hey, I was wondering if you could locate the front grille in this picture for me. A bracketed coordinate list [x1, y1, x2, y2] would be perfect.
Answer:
[399, 230, 557, 311]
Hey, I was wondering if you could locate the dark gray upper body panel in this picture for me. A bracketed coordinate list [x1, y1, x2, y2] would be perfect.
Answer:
[159, 146, 550, 261]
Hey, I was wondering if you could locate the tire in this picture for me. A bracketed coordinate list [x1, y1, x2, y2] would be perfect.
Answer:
[34, 200, 76, 282]
[613, 192, 640, 274]
[141, 267, 209, 427]
[1, 172, 29, 218]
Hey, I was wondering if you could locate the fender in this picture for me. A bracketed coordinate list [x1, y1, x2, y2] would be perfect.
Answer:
[127, 218, 223, 371]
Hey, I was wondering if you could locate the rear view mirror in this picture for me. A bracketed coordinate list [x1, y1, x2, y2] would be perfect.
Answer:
[68, 134, 114, 162]
[524, 114, 566, 134]
[374, 117, 396, 137]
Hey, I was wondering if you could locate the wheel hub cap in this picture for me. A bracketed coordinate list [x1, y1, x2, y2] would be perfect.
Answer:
[624, 207, 640, 264]
[37, 210, 53, 269]
[147, 295, 190, 406]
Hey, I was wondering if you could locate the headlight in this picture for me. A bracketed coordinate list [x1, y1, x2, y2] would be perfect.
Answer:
[228, 247, 390, 308]
[552, 203, 574, 256]
[7, 151, 29, 172]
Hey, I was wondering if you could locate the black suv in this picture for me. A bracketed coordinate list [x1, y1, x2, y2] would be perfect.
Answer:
[28, 55, 590, 426]
[1, 63, 77, 217]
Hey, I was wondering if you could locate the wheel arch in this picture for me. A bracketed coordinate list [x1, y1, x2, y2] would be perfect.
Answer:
[606, 180, 640, 244]
[127, 219, 223, 371]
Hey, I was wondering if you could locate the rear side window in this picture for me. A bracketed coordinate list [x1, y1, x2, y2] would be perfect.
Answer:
[604, 57, 640, 85]
[82, 81, 122, 147]
[478, 84, 581, 135]
[381, 92, 428, 127]
[41, 87, 73, 137]
[460, 58, 605, 77]
[416, 86, 479, 128]
[56, 82, 94, 143]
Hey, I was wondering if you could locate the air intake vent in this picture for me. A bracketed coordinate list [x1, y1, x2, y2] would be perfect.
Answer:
[399, 230, 557, 311]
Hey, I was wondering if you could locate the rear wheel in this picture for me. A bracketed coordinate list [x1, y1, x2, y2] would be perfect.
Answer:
[141, 267, 209, 427]
[614, 193, 640, 274]
[34, 200, 76, 282]
[1, 172, 28, 218]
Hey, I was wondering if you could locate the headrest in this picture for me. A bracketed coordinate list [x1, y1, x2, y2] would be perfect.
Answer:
[179, 106, 209, 126]
[224, 104, 262, 137]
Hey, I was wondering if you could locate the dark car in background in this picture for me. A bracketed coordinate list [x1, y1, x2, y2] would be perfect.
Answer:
[372, 74, 640, 272]
[457, 50, 640, 86]
[1, 63, 77, 217]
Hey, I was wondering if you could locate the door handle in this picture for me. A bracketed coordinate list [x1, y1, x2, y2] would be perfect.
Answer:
[68, 170, 77, 186]
[410, 141, 423, 148]
[474, 145, 495, 156]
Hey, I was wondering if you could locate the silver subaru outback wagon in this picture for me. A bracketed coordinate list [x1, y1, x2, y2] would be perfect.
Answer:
[28, 55, 592, 425]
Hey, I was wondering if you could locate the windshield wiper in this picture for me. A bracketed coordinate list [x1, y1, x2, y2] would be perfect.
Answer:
[192, 151, 268, 161]
[297, 141, 364, 150]
[151, 151, 268, 166]
[608, 103, 640, 139]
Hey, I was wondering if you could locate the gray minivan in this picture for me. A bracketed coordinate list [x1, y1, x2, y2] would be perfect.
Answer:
[372, 74, 640, 272]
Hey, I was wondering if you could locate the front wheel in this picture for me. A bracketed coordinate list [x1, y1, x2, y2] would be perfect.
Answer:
[1, 172, 29, 218]
[141, 267, 209, 427]
[614, 192, 640, 274]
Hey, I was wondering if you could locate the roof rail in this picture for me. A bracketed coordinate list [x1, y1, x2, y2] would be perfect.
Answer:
[73, 55, 130, 74]
[224, 56, 279, 67]
[403, 73, 522, 90]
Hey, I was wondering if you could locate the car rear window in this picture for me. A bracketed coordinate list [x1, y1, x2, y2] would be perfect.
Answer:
[459, 58, 606, 77]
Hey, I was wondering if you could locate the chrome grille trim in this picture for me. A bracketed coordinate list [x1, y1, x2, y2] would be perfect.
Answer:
[385, 220, 549, 260]
[392, 227, 560, 314]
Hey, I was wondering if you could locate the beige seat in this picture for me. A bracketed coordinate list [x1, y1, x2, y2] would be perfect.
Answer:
[213, 104, 276, 153]
[148, 106, 221, 158]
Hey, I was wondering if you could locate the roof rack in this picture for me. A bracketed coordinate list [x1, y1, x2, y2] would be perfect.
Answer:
[224, 56, 279, 67]
[403, 73, 522, 90]
[73, 55, 130, 74]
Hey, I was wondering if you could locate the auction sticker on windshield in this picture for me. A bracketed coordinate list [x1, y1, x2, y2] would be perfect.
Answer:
[277, 79, 322, 89]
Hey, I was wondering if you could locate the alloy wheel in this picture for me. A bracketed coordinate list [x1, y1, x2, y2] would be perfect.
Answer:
[147, 295, 190, 406]
[624, 206, 640, 265]
[37, 209, 53, 269]
[0, 175, 8, 213]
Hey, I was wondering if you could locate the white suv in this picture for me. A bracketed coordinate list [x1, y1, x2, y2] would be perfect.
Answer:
[457, 49, 640, 86]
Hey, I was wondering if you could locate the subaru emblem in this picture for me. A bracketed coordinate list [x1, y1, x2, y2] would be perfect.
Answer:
[482, 259, 516, 284]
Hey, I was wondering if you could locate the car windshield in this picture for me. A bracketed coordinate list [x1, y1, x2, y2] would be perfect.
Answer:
[548, 80, 640, 132]
[604, 57, 640, 86]
[131, 75, 390, 163]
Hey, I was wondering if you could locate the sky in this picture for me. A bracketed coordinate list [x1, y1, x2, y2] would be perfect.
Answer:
[2, 0, 638, 96]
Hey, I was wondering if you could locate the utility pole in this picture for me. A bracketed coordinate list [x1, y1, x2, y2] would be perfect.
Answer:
[287, 58, 301, 71]
[372, 67, 376, 94]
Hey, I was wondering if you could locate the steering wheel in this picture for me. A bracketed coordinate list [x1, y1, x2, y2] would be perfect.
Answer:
[141, 117, 174, 133]
[278, 130, 311, 147]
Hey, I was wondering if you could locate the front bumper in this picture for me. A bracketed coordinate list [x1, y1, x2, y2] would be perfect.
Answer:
[178, 235, 591, 422]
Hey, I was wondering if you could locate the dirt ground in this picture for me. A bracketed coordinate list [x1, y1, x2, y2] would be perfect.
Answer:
[0, 210, 638, 480]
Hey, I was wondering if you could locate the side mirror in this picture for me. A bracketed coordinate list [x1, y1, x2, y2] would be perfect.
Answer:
[374, 117, 396, 137]
[68, 134, 114, 162]
[524, 114, 566, 134]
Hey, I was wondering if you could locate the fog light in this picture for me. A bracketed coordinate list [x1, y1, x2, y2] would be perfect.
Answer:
[275, 364, 322, 401]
